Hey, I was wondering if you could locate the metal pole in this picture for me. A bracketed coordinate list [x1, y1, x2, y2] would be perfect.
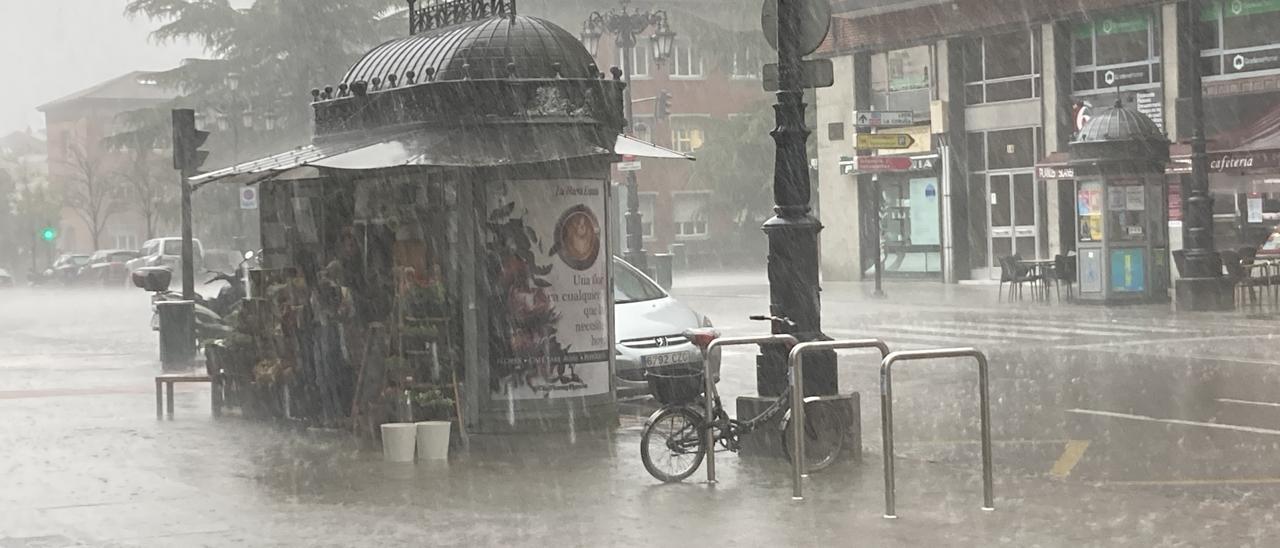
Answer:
[940, 144, 956, 284]
[787, 338, 889, 500]
[1175, 0, 1225, 310]
[180, 173, 194, 300]
[759, 0, 834, 398]
[872, 174, 885, 297]
[879, 347, 995, 518]
[704, 334, 799, 484]
[620, 31, 647, 273]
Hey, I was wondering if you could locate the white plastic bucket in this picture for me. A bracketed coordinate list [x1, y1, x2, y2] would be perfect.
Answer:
[415, 421, 452, 460]
[380, 423, 417, 462]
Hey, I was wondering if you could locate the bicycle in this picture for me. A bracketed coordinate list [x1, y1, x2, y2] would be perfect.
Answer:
[639, 316, 847, 483]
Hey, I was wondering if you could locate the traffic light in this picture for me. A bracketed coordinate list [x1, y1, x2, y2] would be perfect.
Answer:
[40, 227, 56, 241]
[171, 108, 210, 177]
[655, 89, 672, 119]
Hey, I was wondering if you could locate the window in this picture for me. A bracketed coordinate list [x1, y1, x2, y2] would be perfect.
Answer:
[962, 30, 1041, 105]
[631, 116, 654, 143]
[1070, 10, 1159, 93]
[870, 45, 932, 114]
[670, 116, 707, 153]
[112, 234, 138, 250]
[1199, 1, 1280, 77]
[613, 257, 665, 303]
[638, 192, 657, 238]
[615, 42, 649, 78]
[671, 40, 703, 78]
[673, 191, 710, 238]
[730, 47, 759, 78]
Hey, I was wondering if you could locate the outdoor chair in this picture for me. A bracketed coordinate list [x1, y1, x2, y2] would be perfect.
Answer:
[1221, 250, 1265, 306]
[998, 255, 1041, 302]
[1053, 254, 1076, 301]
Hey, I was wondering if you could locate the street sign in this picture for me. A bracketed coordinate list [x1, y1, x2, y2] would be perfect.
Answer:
[239, 186, 258, 209]
[762, 59, 834, 91]
[854, 156, 913, 172]
[616, 154, 642, 172]
[761, 0, 831, 56]
[856, 133, 916, 150]
[853, 110, 913, 128]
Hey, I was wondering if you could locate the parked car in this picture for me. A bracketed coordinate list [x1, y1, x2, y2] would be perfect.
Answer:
[613, 257, 712, 396]
[0, 268, 13, 288]
[36, 253, 91, 285]
[126, 237, 204, 283]
[76, 249, 142, 286]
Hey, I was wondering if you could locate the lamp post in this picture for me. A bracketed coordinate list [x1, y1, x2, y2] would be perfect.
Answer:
[1175, 0, 1230, 310]
[581, 0, 675, 273]
[757, 0, 835, 397]
[209, 72, 276, 254]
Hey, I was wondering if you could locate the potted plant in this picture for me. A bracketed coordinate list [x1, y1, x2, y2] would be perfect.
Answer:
[411, 387, 454, 460]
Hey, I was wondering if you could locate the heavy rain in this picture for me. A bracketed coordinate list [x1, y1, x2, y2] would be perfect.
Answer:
[2, 0, 1280, 546]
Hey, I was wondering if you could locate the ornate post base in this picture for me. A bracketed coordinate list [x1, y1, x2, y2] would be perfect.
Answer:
[1175, 277, 1234, 311]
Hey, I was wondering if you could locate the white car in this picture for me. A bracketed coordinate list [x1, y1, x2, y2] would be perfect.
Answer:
[126, 237, 204, 282]
[613, 257, 711, 395]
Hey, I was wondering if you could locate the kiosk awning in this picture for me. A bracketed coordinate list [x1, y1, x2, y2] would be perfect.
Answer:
[191, 131, 692, 188]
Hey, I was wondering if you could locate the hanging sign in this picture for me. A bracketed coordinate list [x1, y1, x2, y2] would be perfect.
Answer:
[486, 179, 610, 400]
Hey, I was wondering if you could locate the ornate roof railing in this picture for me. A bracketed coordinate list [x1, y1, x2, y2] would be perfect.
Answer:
[408, 0, 516, 35]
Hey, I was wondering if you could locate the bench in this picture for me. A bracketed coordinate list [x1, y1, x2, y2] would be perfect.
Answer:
[155, 373, 221, 419]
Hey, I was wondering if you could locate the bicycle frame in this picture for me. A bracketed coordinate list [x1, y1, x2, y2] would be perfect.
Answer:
[700, 334, 799, 484]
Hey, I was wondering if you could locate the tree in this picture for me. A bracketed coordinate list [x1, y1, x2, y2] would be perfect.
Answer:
[104, 108, 178, 240]
[688, 101, 776, 239]
[13, 184, 63, 272]
[60, 140, 123, 251]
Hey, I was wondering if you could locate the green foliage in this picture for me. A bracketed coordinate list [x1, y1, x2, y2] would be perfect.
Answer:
[688, 101, 775, 233]
[410, 386, 454, 421]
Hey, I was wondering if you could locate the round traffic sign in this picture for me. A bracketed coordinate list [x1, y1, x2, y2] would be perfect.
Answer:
[761, 0, 831, 56]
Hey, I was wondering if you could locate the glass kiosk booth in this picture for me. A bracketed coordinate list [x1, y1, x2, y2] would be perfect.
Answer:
[1069, 101, 1171, 304]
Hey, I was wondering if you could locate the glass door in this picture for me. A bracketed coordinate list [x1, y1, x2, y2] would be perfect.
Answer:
[986, 171, 1041, 278]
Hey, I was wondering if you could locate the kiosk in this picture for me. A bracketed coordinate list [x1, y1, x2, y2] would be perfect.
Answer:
[1068, 100, 1170, 304]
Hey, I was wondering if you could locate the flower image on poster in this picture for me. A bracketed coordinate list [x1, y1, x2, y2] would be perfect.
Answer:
[485, 179, 610, 400]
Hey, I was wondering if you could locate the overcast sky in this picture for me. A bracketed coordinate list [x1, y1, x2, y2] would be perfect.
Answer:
[0, 0, 218, 136]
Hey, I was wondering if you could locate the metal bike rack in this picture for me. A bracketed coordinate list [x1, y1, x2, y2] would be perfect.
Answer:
[702, 334, 799, 484]
[787, 339, 889, 500]
[879, 347, 994, 519]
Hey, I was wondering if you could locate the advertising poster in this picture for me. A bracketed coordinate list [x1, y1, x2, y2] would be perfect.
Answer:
[485, 179, 610, 400]
[1111, 248, 1146, 292]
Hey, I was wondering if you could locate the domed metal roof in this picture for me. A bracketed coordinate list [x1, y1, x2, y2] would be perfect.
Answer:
[1074, 100, 1166, 144]
[343, 15, 596, 84]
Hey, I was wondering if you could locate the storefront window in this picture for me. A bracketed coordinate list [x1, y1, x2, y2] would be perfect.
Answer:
[877, 176, 941, 274]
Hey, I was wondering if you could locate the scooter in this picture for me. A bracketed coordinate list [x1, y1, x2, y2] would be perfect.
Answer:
[141, 251, 258, 338]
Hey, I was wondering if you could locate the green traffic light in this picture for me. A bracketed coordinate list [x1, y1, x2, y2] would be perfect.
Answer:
[41, 227, 57, 241]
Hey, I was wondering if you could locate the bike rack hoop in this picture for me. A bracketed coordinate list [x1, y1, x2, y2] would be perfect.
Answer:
[879, 347, 994, 519]
[786, 339, 890, 501]
[700, 334, 798, 485]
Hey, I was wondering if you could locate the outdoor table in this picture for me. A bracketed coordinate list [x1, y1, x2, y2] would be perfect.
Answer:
[1016, 258, 1056, 302]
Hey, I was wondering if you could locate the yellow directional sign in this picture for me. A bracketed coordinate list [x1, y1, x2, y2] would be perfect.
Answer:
[856, 133, 915, 150]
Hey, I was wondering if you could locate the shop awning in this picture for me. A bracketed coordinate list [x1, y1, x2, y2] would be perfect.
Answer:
[190, 131, 692, 188]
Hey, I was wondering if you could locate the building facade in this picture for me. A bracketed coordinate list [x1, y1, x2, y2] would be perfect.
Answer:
[814, 0, 1280, 283]
[38, 71, 177, 254]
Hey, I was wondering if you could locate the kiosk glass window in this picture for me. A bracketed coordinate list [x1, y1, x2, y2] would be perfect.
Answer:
[1077, 181, 1104, 242]
[1108, 184, 1147, 242]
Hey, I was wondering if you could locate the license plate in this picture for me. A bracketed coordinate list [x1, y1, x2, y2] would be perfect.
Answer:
[642, 351, 700, 368]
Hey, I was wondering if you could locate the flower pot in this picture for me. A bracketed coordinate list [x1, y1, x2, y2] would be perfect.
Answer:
[415, 421, 452, 460]
[380, 423, 417, 462]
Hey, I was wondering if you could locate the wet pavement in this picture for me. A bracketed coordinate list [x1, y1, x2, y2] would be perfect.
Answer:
[3, 279, 1280, 546]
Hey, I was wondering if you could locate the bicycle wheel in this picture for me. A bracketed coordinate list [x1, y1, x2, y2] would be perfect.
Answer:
[640, 406, 706, 483]
[782, 399, 845, 472]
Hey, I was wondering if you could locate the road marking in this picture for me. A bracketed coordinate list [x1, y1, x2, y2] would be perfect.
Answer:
[1057, 333, 1269, 350]
[1097, 478, 1280, 487]
[1217, 398, 1280, 409]
[1067, 408, 1280, 436]
[981, 317, 1188, 334]
[826, 327, 978, 347]
[1056, 345, 1280, 367]
[867, 323, 1069, 341]
[936, 319, 1132, 337]
[1049, 439, 1090, 478]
